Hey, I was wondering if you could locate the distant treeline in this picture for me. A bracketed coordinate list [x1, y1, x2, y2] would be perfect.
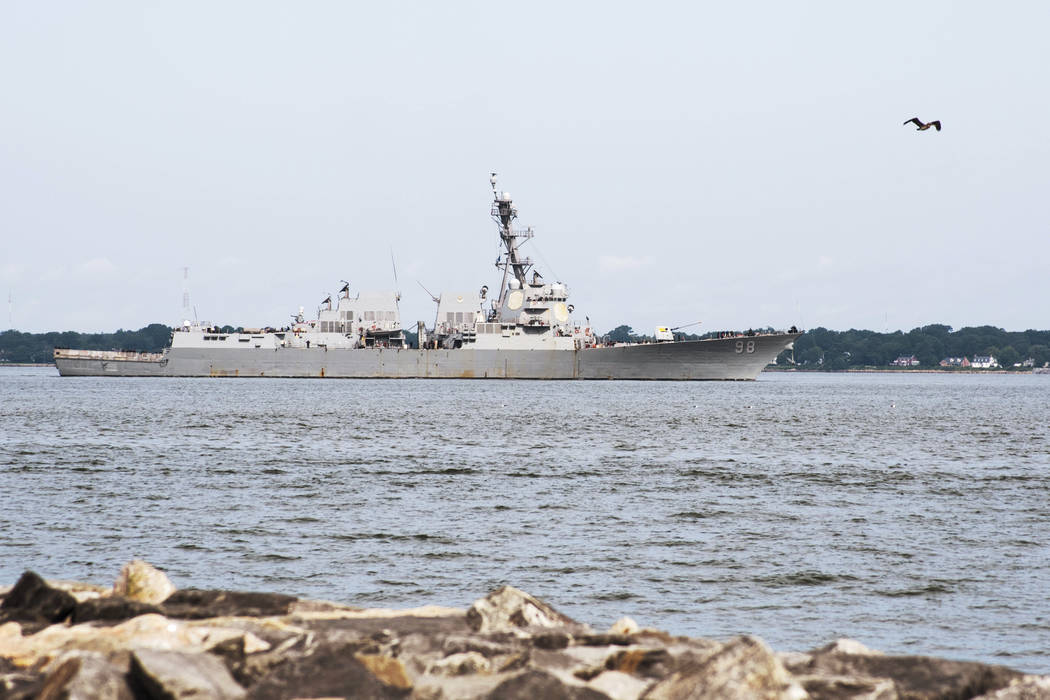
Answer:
[786, 325, 1050, 369]
[3, 323, 1049, 369]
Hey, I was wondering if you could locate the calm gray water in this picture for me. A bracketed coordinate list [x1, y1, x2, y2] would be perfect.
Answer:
[2, 367, 1048, 672]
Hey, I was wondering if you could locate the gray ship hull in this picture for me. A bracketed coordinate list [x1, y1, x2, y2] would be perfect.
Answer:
[54, 333, 798, 380]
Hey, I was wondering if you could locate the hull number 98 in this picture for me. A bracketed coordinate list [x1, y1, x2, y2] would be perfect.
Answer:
[735, 340, 756, 354]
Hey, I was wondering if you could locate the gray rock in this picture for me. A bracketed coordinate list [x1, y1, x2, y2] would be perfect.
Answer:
[486, 668, 613, 699]
[467, 586, 584, 634]
[588, 670, 654, 700]
[791, 644, 1026, 699]
[246, 641, 410, 700]
[72, 595, 163, 624]
[642, 635, 806, 700]
[38, 652, 135, 700]
[795, 673, 897, 700]
[161, 589, 297, 619]
[0, 571, 77, 626]
[130, 649, 246, 699]
[974, 675, 1050, 699]
[1, 655, 43, 700]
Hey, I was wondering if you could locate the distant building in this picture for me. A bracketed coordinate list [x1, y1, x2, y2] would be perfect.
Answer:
[1021, 358, 1035, 368]
[970, 355, 999, 369]
[939, 356, 971, 368]
[892, 355, 920, 367]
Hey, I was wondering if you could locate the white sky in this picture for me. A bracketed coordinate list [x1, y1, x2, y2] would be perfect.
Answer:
[3, 2, 1048, 334]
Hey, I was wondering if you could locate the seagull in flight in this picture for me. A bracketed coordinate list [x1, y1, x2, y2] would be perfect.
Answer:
[903, 117, 941, 131]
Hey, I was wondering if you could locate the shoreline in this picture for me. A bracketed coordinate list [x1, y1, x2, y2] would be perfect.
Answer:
[2, 564, 1047, 699]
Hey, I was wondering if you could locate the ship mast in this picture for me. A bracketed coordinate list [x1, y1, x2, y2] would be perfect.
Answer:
[490, 174, 535, 310]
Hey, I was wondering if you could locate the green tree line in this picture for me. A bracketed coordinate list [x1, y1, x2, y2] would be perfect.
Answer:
[4, 322, 1049, 369]
[784, 324, 1050, 370]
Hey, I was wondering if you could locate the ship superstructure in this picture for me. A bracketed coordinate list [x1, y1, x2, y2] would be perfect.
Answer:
[422, 175, 595, 354]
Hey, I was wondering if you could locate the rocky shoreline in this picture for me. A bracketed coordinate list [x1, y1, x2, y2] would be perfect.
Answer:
[2, 562, 1047, 699]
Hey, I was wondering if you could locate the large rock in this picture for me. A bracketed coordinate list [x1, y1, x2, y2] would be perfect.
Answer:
[72, 595, 163, 624]
[0, 571, 77, 627]
[130, 648, 246, 698]
[0, 612, 269, 669]
[113, 560, 176, 605]
[643, 635, 807, 700]
[162, 589, 297, 619]
[38, 652, 135, 700]
[1, 653, 43, 699]
[487, 668, 613, 699]
[784, 640, 1027, 700]
[975, 675, 1050, 699]
[467, 586, 585, 634]
[247, 641, 411, 699]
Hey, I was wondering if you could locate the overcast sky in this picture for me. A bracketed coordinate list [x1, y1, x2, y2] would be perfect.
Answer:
[3, 2, 1048, 335]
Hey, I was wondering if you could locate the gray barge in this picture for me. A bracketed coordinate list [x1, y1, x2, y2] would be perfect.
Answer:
[55, 177, 799, 380]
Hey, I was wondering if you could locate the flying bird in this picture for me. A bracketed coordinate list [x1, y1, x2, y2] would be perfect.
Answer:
[904, 118, 941, 131]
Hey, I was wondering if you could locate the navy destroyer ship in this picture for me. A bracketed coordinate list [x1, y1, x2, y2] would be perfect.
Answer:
[54, 176, 800, 379]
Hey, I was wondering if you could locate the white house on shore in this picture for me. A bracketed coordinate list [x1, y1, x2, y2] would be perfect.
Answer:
[970, 355, 999, 369]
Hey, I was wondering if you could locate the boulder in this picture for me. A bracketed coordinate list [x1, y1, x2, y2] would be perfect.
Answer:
[642, 635, 806, 700]
[588, 670, 654, 700]
[38, 652, 135, 699]
[787, 642, 1027, 699]
[795, 673, 897, 700]
[246, 641, 411, 699]
[609, 617, 640, 636]
[162, 589, 297, 619]
[1, 653, 42, 700]
[467, 586, 585, 634]
[0, 571, 77, 626]
[113, 560, 176, 605]
[974, 675, 1050, 699]
[72, 595, 162, 624]
[487, 668, 613, 699]
[0, 612, 269, 670]
[130, 648, 246, 698]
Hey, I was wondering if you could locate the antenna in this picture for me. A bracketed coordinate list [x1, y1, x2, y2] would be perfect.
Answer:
[181, 267, 191, 324]
[390, 249, 401, 302]
[417, 280, 439, 304]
